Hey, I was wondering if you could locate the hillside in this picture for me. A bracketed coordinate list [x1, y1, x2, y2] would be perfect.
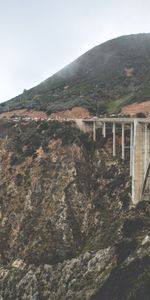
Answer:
[1, 33, 150, 115]
[0, 119, 149, 299]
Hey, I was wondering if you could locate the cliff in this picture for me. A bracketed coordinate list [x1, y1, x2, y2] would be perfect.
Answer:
[0, 119, 149, 299]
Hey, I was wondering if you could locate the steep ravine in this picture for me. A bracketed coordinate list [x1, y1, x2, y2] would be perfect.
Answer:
[0, 119, 149, 299]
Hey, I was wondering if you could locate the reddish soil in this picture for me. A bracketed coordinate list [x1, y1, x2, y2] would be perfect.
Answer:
[0, 107, 90, 119]
[0, 109, 48, 119]
[121, 101, 150, 117]
[51, 107, 90, 118]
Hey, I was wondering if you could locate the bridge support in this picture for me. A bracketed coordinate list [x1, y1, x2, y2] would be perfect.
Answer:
[93, 122, 96, 141]
[122, 123, 125, 159]
[102, 122, 106, 137]
[130, 123, 134, 176]
[141, 161, 150, 200]
[112, 123, 116, 157]
[132, 121, 150, 204]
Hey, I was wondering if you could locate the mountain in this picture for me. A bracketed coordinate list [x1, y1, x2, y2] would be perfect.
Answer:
[1, 33, 150, 115]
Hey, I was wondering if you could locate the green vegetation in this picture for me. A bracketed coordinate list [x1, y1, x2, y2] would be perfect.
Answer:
[107, 94, 134, 113]
[8, 120, 94, 166]
[126, 267, 150, 300]
[132, 81, 150, 102]
[91, 257, 150, 300]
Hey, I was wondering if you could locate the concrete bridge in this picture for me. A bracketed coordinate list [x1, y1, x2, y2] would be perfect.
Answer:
[76, 117, 150, 204]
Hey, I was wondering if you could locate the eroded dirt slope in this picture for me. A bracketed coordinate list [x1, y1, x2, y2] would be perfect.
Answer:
[0, 106, 90, 120]
[122, 100, 150, 116]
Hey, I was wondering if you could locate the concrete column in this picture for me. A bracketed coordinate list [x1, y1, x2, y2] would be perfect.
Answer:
[112, 122, 116, 157]
[147, 126, 150, 198]
[132, 120, 137, 203]
[132, 121, 145, 204]
[144, 123, 148, 172]
[93, 122, 96, 141]
[102, 122, 106, 137]
[130, 123, 134, 176]
[147, 124, 150, 200]
[122, 123, 125, 159]
[143, 126, 150, 200]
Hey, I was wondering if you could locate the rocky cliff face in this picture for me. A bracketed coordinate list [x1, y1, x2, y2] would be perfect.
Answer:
[0, 120, 149, 299]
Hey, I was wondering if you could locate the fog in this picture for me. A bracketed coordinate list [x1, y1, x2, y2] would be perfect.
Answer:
[0, 0, 150, 103]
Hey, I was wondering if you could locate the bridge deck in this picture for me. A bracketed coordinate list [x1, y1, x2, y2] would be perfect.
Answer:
[83, 117, 150, 124]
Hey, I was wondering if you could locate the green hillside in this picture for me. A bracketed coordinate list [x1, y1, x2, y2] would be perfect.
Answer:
[1, 33, 150, 114]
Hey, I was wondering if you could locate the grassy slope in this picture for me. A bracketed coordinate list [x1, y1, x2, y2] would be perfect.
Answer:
[1, 33, 150, 114]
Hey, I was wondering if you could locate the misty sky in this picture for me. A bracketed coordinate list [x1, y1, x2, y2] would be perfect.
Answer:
[0, 0, 150, 103]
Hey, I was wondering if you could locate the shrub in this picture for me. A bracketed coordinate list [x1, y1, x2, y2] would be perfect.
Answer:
[122, 218, 144, 237]
[116, 239, 138, 263]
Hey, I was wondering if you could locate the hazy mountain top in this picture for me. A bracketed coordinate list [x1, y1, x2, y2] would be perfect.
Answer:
[1, 33, 150, 114]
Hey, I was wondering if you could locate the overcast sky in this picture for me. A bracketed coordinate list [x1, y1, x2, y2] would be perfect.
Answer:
[0, 0, 150, 103]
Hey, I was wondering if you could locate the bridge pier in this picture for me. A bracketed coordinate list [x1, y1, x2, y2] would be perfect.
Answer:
[93, 122, 96, 141]
[112, 123, 116, 157]
[142, 125, 150, 200]
[130, 123, 134, 176]
[132, 121, 150, 204]
[144, 124, 148, 172]
[102, 122, 106, 137]
[122, 123, 125, 159]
